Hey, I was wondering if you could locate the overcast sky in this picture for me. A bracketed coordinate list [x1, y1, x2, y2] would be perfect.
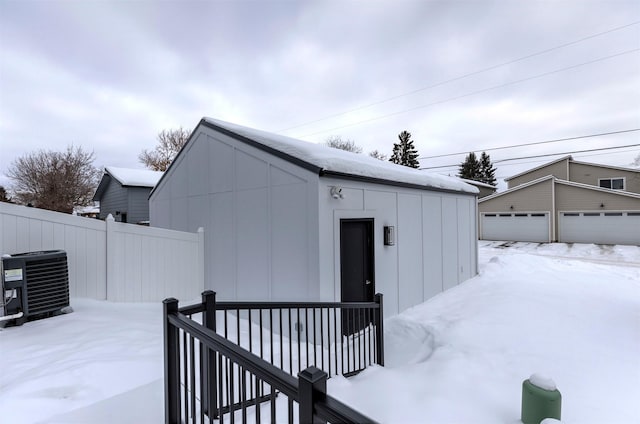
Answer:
[1, 0, 639, 191]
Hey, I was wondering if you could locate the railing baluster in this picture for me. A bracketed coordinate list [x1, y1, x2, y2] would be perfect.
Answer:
[166, 294, 384, 423]
[288, 308, 292, 375]
[297, 308, 301, 374]
[305, 307, 309, 370]
[190, 334, 196, 422]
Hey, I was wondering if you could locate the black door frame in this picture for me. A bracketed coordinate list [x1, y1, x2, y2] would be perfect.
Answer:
[339, 218, 375, 335]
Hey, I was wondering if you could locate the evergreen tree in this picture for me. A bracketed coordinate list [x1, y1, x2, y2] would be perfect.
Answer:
[479, 152, 497, 185]
[458, 152, 481, 180]
[389, 130, 420, 168]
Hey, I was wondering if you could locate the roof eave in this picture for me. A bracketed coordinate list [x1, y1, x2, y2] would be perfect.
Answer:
[320, 170, 478, 196]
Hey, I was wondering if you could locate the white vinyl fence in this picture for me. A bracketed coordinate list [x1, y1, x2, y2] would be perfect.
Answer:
[0, 202, 204, 302]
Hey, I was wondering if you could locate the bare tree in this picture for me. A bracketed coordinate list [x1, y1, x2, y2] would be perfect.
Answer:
[325, 135, 363, 154]
[7, 145, 100, 213]
[632, 152, 640, 168]
[368, 150, 387, 161]
[139, 127, 191, 171]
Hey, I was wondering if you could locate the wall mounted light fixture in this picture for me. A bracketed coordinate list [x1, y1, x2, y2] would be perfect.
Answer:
[509, 205, 514, 210]
[384, 226, 395, 246]
[600, 203, 605, 208]
[330, 186, 344, 199]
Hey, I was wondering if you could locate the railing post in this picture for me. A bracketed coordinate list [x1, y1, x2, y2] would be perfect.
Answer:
[374, 293, 384, 366]
[163, 298, 180, 424]
[299, 366, 328, 424]
[202, 290, 217, 417]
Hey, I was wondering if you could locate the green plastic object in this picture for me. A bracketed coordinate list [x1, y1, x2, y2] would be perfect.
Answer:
[521, 378, 562, 424]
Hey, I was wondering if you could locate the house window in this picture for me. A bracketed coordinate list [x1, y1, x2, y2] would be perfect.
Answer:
[598, 178, 624, 190]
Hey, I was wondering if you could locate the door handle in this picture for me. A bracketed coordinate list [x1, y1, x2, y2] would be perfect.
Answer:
[365, 280, 372, 285]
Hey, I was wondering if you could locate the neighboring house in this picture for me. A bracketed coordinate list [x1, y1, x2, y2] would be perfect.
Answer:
[150, 118, 479, 317]
[93, 167, 163, 224]
[460, 178, 497, 198]
[478, 155, 640, 245]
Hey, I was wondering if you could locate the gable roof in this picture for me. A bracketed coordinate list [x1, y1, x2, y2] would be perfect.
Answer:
[479, 175, 555, 203]
[93, 167, 163, 200]
[193, 118, 478, 195]
[504, 155, 572, 181]
[504, 155, 640, 182]
[105, 166, 163, 187]
[479, 174, 640, 204]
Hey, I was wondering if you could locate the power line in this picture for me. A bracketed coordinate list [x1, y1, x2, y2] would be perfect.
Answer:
[419, 143, 640, 170]
[279, 21, 640, 133]
[419, 128, 640, 159]
[295, 48, 640, 138]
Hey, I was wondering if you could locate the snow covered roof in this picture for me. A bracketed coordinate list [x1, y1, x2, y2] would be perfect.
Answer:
[105, 167, 163, 187]
[94, 167, 163, 201]
[200, 118, 478, 195]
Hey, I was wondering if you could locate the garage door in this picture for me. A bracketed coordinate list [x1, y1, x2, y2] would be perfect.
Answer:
[559, 211, 640, 245]
[481, 212, 550, 242]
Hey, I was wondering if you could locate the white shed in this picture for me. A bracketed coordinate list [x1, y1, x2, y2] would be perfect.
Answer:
[150, 118, 479, 317]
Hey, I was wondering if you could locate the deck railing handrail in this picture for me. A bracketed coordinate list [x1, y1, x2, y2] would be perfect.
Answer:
[164, 294, 380, 423]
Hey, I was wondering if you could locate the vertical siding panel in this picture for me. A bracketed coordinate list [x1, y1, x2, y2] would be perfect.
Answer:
[422, 195, 443, 299]
[442, 197, 458, 291]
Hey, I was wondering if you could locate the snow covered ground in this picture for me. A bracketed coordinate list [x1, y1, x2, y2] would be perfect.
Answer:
[1, 241, 638, 423]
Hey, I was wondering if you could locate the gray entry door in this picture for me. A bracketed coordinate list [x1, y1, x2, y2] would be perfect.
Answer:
[340, 219, 374, 336]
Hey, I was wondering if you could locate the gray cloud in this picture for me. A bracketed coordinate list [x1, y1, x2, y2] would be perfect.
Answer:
[1, 0, 638, 191]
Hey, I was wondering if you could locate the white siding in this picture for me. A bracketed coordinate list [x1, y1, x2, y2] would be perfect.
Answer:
[150, 128, 320, 301]
[149, 124, 478, 316]
[318, 178, 478, 318]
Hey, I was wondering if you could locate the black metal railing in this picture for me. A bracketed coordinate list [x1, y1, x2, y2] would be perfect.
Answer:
[164, 291, 383, 423]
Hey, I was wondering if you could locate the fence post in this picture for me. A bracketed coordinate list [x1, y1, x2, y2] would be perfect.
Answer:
[163, 298, 180, 424]
[105, 214, 115, 301]
[202, 290, 217, 417]
[374, 293, 385, 366]
[299, 366, 328, 424]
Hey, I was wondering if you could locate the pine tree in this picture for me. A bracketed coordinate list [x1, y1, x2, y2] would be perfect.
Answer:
[479, 152, 497, 185]
[458, 152, 481, 180]
[389, 130, 420, 168]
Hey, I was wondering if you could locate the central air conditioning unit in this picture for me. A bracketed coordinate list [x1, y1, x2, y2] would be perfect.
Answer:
[1, 250, 70, 326]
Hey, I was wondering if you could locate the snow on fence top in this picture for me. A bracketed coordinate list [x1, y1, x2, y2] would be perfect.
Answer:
[105, 166, 163, 187]
[203, 118, 478, 195]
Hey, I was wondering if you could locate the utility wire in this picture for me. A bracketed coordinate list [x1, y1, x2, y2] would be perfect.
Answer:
[279, 21, 640, 133]
[419, 128, 640, 159]
[419, 143, 640, 170]
[295, 48, 640, 138]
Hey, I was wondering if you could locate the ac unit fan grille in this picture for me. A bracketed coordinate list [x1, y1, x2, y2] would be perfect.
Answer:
[25, 257, 70, 314]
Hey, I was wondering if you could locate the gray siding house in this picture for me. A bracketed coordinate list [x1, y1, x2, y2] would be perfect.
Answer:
[93, 167, 163, 224]
[150, 118, 479, 318]
[479, 156, 640, 245]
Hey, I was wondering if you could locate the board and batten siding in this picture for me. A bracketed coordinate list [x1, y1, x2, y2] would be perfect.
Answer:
[126, 187, 153, 224]
[568, 162, 640, 194]
[318, 178, 477, 317]
[479, 178, 553, 213]
[150, 128, 321, 302]
[98, 176, 128, 220]
[507, 159, 568, 188]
